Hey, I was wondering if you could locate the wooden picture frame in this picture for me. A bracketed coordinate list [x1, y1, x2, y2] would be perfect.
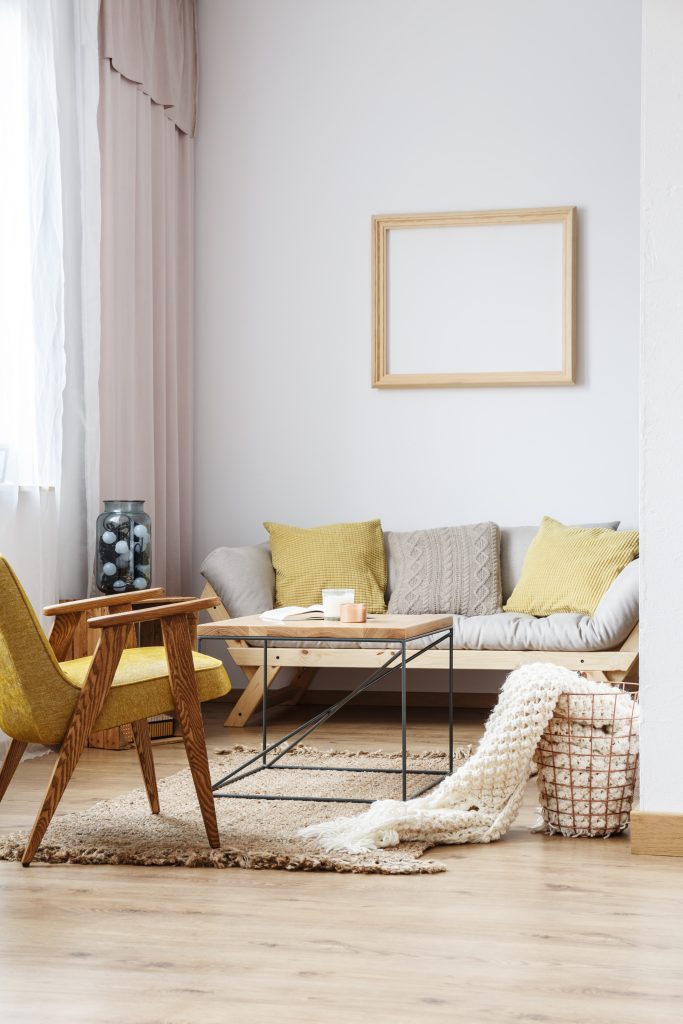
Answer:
[371, 206, 576, 388]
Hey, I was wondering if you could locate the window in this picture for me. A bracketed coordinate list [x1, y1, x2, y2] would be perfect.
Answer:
[0, 0, 64, 487]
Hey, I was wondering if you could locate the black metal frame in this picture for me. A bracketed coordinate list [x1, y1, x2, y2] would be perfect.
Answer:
[198, 624, 454, 804]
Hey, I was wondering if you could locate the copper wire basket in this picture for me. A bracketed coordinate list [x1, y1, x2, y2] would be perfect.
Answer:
[534, 686, 640, 838]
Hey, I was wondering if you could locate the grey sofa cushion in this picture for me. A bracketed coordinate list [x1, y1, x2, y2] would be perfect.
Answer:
[417, 558, 640, 652]
[499, 521, 620, 603]
[274, 559, 639, 653]
[200, 544, 275, 617]
[386, 523, 501, 616]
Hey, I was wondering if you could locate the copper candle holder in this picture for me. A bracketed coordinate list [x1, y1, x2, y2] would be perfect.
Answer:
[340, 602, 367, 623]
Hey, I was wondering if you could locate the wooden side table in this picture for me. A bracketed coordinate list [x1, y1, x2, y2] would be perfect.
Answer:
[63, 595, 198, 749]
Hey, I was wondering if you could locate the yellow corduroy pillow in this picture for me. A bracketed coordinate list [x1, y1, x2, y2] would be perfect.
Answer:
[264, 519, 387, 614]
[504, 517, 639, 617]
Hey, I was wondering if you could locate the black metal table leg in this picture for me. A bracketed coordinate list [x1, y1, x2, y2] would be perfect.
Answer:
[401, 640, 407, 801]
[448, 626, 454, 773]
[262, 639, 268, 765]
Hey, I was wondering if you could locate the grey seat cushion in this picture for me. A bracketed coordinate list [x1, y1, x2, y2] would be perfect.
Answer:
[250, 560, 639, 653]
[451, 558, 638, 651]
[499, 521, 620, 603]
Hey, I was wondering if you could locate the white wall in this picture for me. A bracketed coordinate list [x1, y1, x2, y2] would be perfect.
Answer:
[194, 0, 641, 573]
[639, 0, 683, 813]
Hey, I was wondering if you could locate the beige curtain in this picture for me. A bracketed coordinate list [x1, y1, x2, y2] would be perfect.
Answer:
[98, 0, 196, 594]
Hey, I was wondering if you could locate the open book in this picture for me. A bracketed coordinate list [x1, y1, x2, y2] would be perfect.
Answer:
[260, 605, 325, 622]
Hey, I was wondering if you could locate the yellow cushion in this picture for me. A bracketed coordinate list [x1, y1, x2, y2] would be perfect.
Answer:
[504, 517, 639, 616]
[60, 648, 231, 734]
[264, 519, 387, 613]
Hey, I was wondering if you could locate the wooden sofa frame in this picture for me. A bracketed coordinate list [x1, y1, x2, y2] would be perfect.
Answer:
[199, 583, 640, 728]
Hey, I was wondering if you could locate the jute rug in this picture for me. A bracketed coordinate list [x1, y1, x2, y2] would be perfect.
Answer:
[0, 745, 470, 874]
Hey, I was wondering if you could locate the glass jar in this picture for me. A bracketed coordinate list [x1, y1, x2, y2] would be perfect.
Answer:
[95, 500, 152, 595]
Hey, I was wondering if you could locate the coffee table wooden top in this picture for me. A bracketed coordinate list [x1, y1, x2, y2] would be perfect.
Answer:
[197, 613, 452, 641]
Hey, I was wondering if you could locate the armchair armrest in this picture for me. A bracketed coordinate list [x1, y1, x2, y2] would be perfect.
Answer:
[87, 596, 220, 629]
[43, 588, 166, 617]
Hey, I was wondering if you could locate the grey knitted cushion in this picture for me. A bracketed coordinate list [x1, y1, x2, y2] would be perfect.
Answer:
[386, 523, 501, 616]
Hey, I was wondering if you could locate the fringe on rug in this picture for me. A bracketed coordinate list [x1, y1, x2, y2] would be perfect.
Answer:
[0, 835, 447, 874]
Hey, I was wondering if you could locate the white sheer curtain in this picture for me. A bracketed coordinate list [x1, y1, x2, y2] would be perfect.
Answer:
[0, 0, 100, 760]
[54, 0, 101, 600]
[0, 0, 65, 488]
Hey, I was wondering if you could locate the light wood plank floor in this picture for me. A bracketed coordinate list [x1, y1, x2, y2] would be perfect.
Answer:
[1, 701, 682, 1024]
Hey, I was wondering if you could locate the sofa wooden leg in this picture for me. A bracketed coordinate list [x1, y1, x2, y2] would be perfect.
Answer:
[224, 665, 282, 727]
[224, 665, 320, 727]
[287, 667, 318, 707]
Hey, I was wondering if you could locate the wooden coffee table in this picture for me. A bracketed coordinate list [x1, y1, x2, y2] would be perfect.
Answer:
[197, 613, 454, 804]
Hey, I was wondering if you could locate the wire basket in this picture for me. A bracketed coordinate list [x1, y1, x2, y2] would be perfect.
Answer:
[534, 686, 639, 838]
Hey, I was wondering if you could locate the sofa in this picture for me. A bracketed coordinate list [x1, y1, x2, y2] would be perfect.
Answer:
[200, 522, 639, 727]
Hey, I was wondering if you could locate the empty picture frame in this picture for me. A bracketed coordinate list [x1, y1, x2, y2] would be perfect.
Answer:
[372, 206, 576, 388]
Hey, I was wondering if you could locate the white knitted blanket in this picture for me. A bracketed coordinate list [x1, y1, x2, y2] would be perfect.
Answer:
[300, 663, 638, 854]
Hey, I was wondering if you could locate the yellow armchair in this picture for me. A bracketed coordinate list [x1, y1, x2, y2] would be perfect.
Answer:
[0, 556, 231, 865]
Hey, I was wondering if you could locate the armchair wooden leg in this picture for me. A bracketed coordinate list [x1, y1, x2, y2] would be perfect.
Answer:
[131, 718, 160, 814]
[22, 624, 130, 866]
[0, 740, 28, 803]
[224, 664, 281, 727]
[161, 615, 220, 849]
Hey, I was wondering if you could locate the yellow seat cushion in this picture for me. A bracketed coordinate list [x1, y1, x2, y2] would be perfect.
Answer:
[60, 647, 230, 733]
[503, 516, 639, 616]
[264, 518, 387, 613]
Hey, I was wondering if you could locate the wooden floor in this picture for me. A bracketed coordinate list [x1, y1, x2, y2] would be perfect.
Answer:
[1, 701, 682, 1024]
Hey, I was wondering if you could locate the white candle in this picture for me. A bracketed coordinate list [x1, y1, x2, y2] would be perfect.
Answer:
[321, 588, 355, 620]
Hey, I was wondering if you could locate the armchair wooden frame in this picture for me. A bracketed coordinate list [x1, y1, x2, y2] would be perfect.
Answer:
[199, 583, 640, 729]
[1, 589, 222, 866]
